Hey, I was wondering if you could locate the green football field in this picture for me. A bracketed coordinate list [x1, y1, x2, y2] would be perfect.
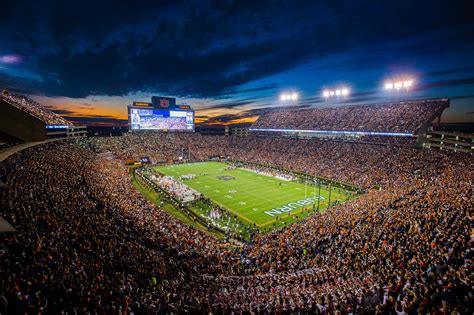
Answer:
[155, 161, 350, 227]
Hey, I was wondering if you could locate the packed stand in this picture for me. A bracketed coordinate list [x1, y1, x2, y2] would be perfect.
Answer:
[0, 92, 73, 126]
[252, 99, 448, 134]
[92, 132, 456, 189]
[0, 134, 471, 313]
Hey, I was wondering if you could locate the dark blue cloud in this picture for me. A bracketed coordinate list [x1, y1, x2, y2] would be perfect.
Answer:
[0, 0, 472, 100]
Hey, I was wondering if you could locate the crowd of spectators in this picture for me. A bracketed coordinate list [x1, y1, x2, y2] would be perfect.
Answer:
[0, 133, 471, 313]
[251, 99, 448, 134]
[234, 162, 297, 181]
[92, 132, 458, 189]
[0, 140, 231, 313]
[0, 92, 73, 126]
[149, 173, 200, 202]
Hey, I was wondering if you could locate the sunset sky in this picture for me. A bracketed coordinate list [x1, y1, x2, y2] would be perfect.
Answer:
[1, 0, 473, 126]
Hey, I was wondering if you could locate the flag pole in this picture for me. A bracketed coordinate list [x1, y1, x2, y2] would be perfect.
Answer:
[313, 176, 316, 197]
[328, 182, 332, 207]
[313, 176, 316, 211]
[304, 175, 307, 199]
[317, 179, 321, 211]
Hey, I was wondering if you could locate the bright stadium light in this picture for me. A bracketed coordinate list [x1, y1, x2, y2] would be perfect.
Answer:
[385, 77, 415, 92]
[323, 86, 350, 100]
[403, 80, 413, 88]
[280, 92, 298, 102]
[385, 76, 416, 101]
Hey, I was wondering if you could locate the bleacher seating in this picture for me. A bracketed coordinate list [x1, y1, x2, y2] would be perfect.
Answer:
[252, 99, 448, 134]
[1, 91, 73, 126]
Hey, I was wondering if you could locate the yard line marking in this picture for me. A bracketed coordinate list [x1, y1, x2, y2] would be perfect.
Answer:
[154, 161, 350, 225]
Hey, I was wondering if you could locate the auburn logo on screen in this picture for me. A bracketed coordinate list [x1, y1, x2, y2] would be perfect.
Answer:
[160, 99, 170, 108]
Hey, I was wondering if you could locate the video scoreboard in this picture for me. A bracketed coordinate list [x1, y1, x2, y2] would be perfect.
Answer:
[128, 96, 194, 131]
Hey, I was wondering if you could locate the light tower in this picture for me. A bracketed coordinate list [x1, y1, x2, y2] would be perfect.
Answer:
[280, 92, 299, 103]
[322, 86, 351, 102]
[384, 78, 415, 100]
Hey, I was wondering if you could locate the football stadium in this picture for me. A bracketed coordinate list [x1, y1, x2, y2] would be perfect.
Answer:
[1, 90, 472, 313]
[0, 2, 473, 314]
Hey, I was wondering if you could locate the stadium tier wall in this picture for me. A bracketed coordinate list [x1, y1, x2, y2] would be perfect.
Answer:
[0, 99, 47, 142]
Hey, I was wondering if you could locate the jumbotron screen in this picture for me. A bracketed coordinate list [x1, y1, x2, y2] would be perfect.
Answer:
[129, 108, 194, 131]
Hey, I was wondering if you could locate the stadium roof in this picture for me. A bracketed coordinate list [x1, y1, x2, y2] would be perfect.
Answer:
[0, 216, 16, 234]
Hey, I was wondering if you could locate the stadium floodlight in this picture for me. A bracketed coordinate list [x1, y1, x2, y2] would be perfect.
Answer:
[385, 78, 415, 92]
[322, 86, 350, 100]
[280, 92, 298, 102]
[403, 80, 413, 88]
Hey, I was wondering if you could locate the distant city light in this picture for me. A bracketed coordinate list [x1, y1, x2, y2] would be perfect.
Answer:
[385, 78, 415, 90]
[323, 86, 350, 99]
[280, 92, 299, 102]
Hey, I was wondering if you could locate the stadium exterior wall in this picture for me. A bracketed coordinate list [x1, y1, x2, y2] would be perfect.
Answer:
[0, 99, 47, 142]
